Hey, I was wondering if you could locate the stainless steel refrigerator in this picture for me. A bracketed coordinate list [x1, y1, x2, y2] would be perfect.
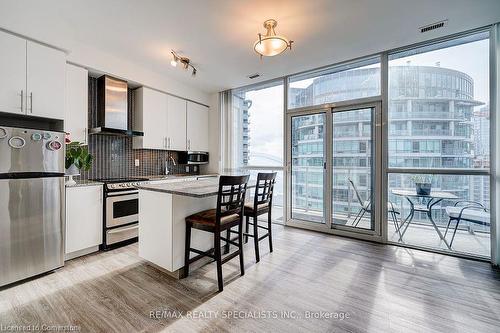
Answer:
[0, 126, 65, 287]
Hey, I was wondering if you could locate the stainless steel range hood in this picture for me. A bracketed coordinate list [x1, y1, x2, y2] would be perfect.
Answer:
[89, 75, 144, 137]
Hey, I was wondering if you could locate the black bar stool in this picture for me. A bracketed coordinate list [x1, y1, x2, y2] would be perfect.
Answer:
[242, 172, 277, 263]
[184, 175, 249, 292]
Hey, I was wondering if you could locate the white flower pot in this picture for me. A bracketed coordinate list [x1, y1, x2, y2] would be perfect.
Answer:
[65, 164, 80, 186]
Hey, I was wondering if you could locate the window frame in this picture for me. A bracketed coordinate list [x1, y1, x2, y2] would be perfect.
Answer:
[223, 24, 496, 262]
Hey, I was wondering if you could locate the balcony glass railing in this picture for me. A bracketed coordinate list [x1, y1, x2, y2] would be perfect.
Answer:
[387, 173, 490, 257]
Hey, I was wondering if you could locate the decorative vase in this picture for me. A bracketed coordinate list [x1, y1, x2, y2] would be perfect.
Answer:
[65, 164, 80, 186]
[415, 182, 432, 195]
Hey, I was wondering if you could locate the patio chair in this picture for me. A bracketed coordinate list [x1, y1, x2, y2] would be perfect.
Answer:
[347, 178, 401, 238]
[444, 201, 490, 248]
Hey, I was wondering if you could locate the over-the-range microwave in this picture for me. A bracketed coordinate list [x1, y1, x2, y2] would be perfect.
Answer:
[186, 151, 209, 165]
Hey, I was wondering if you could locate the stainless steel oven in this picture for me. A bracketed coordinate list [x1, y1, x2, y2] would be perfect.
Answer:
[106, 190, 139, 228]
[93, 178, 146, 249]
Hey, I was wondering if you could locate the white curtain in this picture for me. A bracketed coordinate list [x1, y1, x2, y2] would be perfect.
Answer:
[219, 90, 234, 173]
[493, 23, 500, 265]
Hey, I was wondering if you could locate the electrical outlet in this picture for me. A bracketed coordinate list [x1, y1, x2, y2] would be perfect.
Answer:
[185, 166, 189, 173]
[135, 159, 140, 167]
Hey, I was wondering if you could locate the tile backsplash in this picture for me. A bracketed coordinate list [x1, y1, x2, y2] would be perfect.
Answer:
[78, 77, 196, 180]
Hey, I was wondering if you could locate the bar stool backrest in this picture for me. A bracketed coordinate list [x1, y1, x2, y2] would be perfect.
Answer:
[216, 175, 250, 227]
[253, 172, 277, 209]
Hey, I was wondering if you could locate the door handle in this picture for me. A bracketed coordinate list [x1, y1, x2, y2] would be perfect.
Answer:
[19, 90, 24, 112]
[107, 224, 138, 234]
[29, 92, 33, 113]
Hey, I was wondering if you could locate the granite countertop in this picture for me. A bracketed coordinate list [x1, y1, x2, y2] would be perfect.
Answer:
[137, 176, 255, 198]
[65, 179, 104, 188]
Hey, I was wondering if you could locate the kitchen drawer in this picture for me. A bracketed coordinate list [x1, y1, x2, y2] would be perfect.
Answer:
[106, 223, 138, 245]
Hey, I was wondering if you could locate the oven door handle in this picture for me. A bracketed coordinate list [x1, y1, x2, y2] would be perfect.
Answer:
[107, 190, 139, 197]
[107, 224, 138, 234]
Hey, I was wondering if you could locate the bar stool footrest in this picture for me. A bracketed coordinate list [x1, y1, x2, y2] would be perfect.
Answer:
[258, 234, 269, 241]
[221, 250, 240, 264]
[220, 236, 240, 247]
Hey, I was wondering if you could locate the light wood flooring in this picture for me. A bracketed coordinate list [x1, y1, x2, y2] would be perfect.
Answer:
[1, 225, 500, 333]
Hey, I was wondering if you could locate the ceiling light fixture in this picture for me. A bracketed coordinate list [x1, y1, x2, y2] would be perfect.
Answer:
[253, 19, 293, 58]
[170, 50, 197, 77]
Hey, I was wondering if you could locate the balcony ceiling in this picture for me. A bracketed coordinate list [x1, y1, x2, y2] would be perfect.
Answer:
[1, 0, 499, 93]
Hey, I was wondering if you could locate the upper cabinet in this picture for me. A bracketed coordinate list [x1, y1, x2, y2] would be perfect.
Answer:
[132, 87, 208, 152]
[166, 95, 187, 151]
[0, 31, 26, 115]
[133, 87, 168, 150]
[0, 30, 65, 120]
[26, 41, 65, 119]
[65, 64, 88, 144]
[186, 101, 209, 152]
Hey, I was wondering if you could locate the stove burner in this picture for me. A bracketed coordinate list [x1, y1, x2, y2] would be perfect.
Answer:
[90, 177, 150, 191]
[90, 177, 145, 183]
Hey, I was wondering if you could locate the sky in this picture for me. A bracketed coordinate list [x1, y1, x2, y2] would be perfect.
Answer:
[245, 85, 284, 165]
[241, 37, 490, 166]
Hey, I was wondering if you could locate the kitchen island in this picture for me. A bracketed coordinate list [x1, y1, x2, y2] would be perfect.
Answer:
[136, 176, 253, 277]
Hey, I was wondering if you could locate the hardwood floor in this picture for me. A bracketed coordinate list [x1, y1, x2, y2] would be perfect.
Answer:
[1, 225, 500, 333]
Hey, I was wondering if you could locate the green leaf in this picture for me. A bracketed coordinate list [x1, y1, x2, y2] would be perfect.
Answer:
[65, 142, 94, 171]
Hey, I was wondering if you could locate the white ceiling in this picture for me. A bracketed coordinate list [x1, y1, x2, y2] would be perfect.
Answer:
[1, 0, 500, 93]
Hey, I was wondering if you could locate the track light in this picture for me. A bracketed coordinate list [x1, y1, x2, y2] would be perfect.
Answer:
[170, 50, 197, 77]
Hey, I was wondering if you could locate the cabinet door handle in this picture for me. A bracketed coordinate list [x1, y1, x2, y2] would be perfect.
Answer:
[19, 90, 24, 111]
[29, 92, 33, 113]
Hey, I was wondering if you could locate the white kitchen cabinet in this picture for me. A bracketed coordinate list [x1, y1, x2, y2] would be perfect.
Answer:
[166, 95, 187, 151]
[132, 87, 208, 152]
[133, 87, 168, 150]
[65, 64, 88, 144]
[0, 31, 65, 119]
[0, 30, 26, 115]
[186, 101, 209, 152]
[65, 185, 103, 259]
[26, 41, 66, 119]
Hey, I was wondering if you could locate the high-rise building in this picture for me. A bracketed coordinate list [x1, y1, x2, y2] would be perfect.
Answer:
[232, 95, 251, 166]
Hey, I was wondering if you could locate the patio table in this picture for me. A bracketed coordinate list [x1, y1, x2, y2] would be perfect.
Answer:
[391, 189, 458, 250]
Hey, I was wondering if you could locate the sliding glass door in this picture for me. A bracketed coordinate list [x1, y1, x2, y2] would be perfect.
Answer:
[331, 106, 376, 232]
[290, 111, 327, 224]
[287, 102, 381, 239]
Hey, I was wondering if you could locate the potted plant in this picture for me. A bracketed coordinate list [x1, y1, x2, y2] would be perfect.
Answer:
[411, 175, 433, 195]
[65, 141, 93, 185]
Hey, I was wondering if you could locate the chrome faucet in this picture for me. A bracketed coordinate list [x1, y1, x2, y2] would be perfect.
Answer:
[165, 155, 177, 175]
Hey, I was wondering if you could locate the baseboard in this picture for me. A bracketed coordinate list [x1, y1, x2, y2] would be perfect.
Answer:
[65, 245, 100, 261]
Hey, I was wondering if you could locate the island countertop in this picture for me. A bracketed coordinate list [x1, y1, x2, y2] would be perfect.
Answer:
[136, 176, 255, 198]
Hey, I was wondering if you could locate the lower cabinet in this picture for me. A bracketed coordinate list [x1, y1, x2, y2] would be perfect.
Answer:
[65, 185, 103, 259]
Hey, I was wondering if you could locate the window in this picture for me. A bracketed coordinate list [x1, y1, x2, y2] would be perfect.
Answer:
[288, 57, 381, 109]
[387, 31, 490, 257]
[229, 80, 285, 223]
